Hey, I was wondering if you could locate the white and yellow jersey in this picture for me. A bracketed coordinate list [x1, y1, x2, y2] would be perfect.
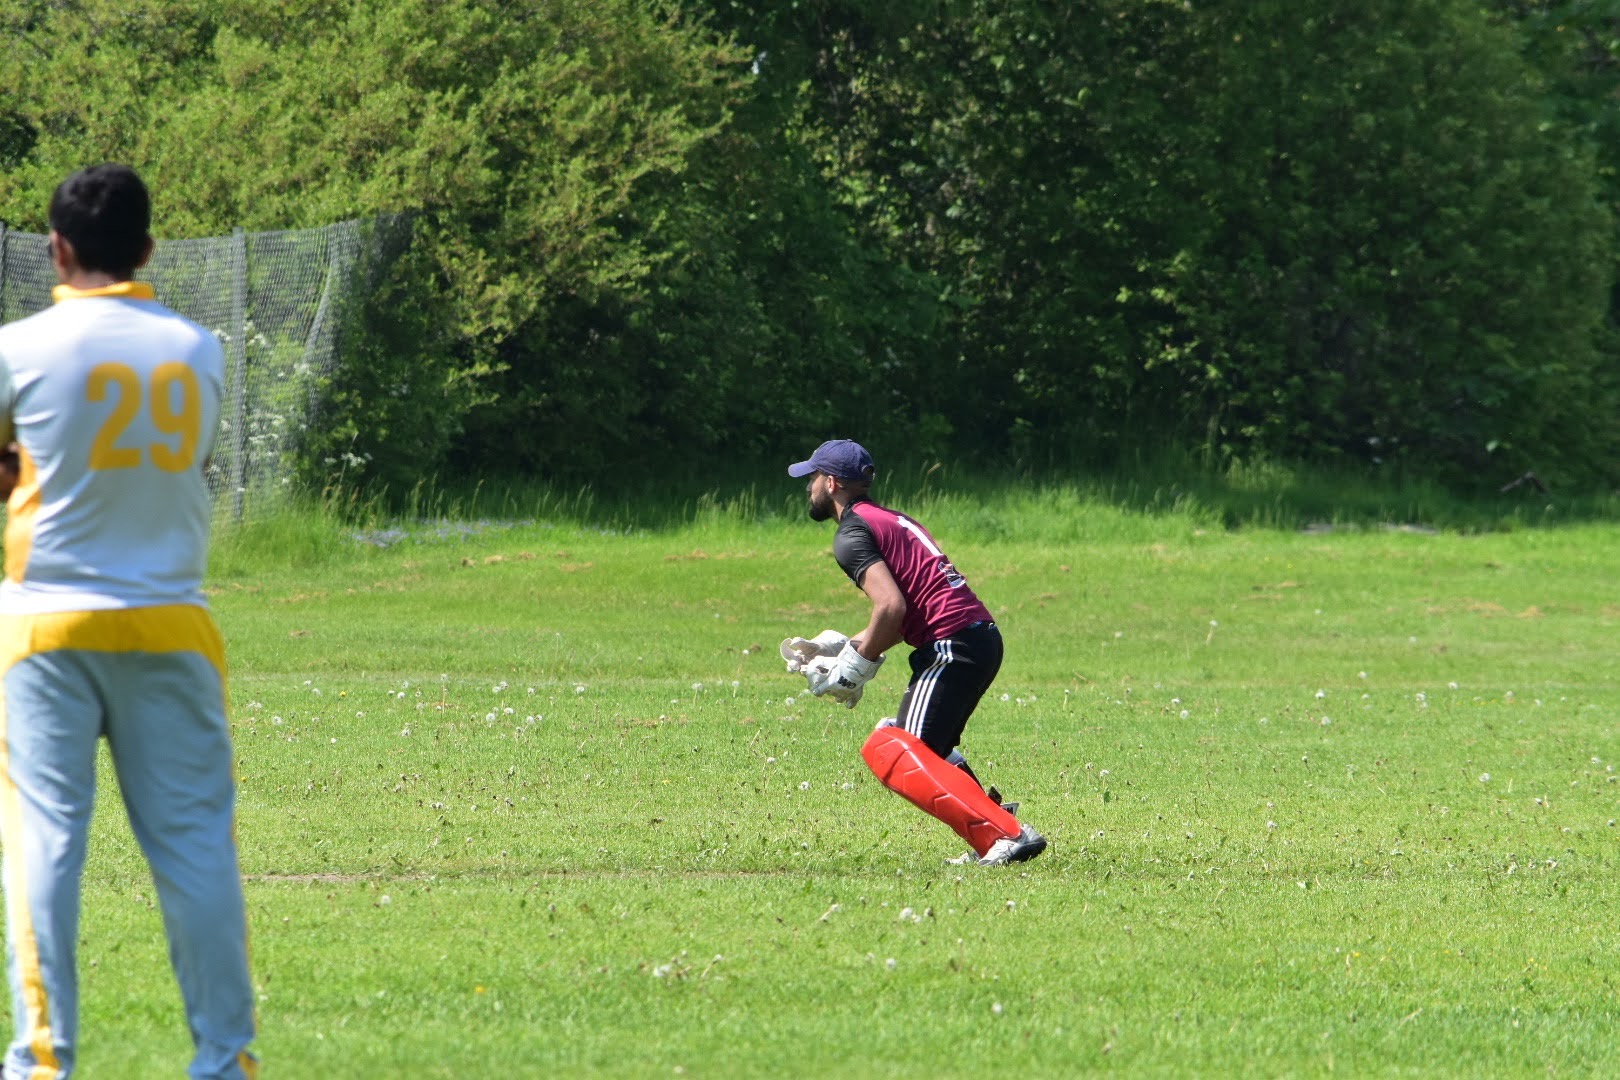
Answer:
[0, 282, 222, 614]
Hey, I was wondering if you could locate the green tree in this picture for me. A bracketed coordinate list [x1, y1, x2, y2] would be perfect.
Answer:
[1177, 1, 1615, 483]
[0, 0, 758, 486]
[758, 0, 1617, 485]
[4, 0, 1613, 490]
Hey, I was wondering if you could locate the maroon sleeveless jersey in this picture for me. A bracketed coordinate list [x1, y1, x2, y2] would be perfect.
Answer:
[832, 500, 993, 648]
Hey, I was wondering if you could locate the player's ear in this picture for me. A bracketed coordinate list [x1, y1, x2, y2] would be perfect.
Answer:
[47, 230, 73, 276]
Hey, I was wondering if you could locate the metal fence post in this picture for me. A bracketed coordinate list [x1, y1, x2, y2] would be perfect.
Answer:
[228, 227, 249, 522]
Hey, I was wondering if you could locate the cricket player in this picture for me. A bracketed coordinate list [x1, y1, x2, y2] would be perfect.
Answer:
[790, 439, 1047, 866]
[0, 165, 257, 1078]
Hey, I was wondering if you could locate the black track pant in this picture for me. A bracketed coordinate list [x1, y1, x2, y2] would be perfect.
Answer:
[894, 622, 1003, 759]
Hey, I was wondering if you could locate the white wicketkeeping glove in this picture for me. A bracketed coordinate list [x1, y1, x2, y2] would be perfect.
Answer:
[805, 642, 884, 709]
[780, 630, 851, 674]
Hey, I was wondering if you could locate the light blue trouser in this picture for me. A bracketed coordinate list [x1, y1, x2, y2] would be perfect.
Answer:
[0, 608, 257, 1079]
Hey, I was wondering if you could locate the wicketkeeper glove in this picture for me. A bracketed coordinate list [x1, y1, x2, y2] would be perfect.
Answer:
[805, 642, 884, 709]
[780, 629, 851, 674]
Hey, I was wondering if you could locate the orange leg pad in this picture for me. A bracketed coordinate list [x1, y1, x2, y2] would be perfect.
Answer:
[861, 726, 1019, 856]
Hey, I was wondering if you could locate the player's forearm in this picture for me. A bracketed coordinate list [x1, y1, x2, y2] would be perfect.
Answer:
[853, 604, 905, 660]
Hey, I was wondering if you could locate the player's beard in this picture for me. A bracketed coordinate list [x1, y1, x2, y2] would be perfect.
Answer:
[807, 484, 835, 522]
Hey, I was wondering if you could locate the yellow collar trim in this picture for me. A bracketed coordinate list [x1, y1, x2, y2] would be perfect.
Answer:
[52, 282, 155, 302]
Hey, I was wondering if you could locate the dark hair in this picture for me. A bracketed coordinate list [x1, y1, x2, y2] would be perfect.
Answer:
[48, 164, 151, 279]
[837, 474, 873, 496]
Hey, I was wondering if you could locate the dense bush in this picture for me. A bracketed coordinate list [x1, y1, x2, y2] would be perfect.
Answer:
[764, 0, 1617, 485]
[0, 0, 1613, 491]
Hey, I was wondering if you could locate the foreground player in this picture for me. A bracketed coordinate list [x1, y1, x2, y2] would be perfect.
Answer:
[0, 165, 258, 1078]
[789, 439, 1046, 866]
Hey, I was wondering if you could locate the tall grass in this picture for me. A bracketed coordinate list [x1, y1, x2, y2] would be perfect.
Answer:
[242, 448, 1620, 562]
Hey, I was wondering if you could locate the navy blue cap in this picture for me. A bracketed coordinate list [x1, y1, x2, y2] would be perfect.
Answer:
[788, 439, 875, 481]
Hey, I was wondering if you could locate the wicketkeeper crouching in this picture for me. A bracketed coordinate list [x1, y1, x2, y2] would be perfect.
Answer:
[785, 439, 1046, 866]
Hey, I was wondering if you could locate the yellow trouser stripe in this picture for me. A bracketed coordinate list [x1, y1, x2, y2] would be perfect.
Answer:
[0, 605, 225, 678]
[0, 693, 59, 1075]
[0, 604, 225, 1077]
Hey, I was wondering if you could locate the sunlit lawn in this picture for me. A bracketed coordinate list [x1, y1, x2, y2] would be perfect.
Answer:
[32, 489, 1620, 1075]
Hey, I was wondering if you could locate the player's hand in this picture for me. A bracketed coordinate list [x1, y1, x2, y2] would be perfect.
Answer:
[830, 683, 864, 709]
[811, 643, 883, 709]
[804, 657, 838, 696]
[803, 658, 858, 707]
[781, 630, 851, 674]
[0, 443, 18, 502]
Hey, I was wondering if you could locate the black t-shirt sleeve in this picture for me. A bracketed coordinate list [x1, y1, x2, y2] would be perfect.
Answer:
[833, 511, 884, 587]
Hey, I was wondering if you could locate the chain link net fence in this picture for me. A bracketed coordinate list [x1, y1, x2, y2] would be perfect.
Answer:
[0, 217, 408, 518]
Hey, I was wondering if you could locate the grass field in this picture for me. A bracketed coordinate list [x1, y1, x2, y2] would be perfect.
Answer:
[37, 481, 1620, 1076]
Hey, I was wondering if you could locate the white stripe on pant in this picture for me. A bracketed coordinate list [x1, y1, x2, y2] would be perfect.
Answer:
[900, 639, 953, 738]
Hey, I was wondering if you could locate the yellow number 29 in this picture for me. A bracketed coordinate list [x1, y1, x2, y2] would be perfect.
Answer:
[87, 362, 202, 473]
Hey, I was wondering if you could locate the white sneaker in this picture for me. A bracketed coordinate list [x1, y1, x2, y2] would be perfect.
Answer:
[977, 825, 1048, 866]
[944, 849, 979, 866]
